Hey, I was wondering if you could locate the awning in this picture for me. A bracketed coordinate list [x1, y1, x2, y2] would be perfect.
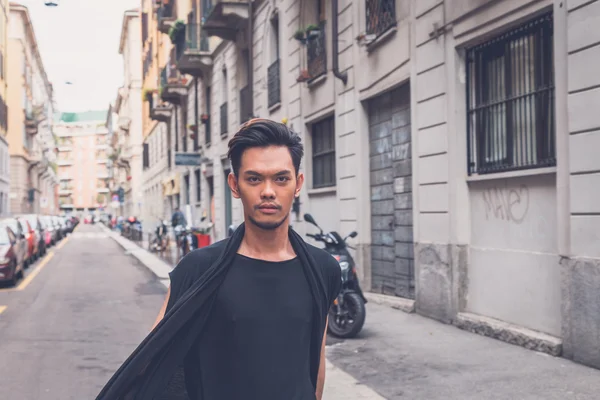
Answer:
[162, 174, 180, 196]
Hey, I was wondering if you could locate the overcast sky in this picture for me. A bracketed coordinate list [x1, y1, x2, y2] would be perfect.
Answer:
[16, 0, 139, 113]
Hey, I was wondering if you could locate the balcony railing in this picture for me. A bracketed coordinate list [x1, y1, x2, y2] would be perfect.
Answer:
[220, 102, 228, 135]
[202, 0, 250, 41]
[158, 0, 177, 34]
[177, 23, 213, 77]
[240, 85, 253, 124]
[307, 21, 327, 80]
[365, 0, 396, 38]
[267, 59, 281, 108]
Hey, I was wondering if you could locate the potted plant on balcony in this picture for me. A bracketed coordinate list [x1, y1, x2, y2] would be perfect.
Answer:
[296, 69, 311, 83]
[305, 24, 321, 39]
[143, 88, 156, 102]
[200, 114, 210, 123]
[190, 133, 197, 140]
[294, 28, 306, 44]
[188, 123, 198, 132]
[169, 20, 186, 44]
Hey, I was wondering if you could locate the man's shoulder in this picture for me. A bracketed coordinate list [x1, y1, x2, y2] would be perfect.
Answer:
[305, 242, 340, 275]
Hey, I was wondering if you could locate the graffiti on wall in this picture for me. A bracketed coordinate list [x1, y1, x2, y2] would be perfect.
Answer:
[482, 183, 529, 224]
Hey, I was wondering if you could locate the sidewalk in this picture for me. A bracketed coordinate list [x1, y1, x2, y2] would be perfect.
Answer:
[102, 224, 386, 400]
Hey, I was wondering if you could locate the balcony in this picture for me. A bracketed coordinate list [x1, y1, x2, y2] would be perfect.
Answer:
[203, 0, 250, 41]
[57, 158, 73, 166]
[177, 23, 212, 78]
[59, 196, 74, 209]
[118, 116, 131, 131]
[149, 92, 172, 122]
[25, 111, 38, 135]
[239, 85, 252, 124]
[97, 171, 110, 179]
[157, 0, 177, 34]
[267, 59, 281, 108]
[58, 187, 73, 195]
[306, 21, 327, 81]
[96, 187, 110, 194]
[160, 61, 187, 104]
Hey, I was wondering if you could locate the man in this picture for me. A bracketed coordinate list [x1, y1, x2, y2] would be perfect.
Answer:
[171, 207, 186, 228]
[96, 119, 341, 400]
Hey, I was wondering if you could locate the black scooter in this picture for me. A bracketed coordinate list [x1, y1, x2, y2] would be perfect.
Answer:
[304, 213, 367, 338]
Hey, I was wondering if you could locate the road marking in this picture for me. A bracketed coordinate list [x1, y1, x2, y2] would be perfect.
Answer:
[56, 236, 70, 249]
[0, 305, 6, 315]
[14, 250, 55, 291]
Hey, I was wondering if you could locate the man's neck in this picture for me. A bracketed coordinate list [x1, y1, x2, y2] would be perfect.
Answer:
[238, 220, 296, 262]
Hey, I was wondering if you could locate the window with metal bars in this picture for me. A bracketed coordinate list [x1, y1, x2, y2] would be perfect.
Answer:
[466, 12, 555, 175]
[312, 116, 336, 188]
[365, 0, 396, 38]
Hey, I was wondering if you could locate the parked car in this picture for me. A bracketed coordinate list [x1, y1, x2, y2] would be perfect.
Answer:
[2, 218, 32, 267]
[53, 216, 68, 238]
[41, 216, 60, 244]
[17, 218, 38, 265]
[0, 222, 27, 286]
[18, 214, 46, 258]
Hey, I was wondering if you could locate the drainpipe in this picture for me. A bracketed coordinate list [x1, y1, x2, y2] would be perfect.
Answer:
[247, 2, 254, 117]
[331, 0, 347, 85]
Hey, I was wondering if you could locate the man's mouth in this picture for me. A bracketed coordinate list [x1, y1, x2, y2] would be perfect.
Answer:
[257, 204, 281, 214]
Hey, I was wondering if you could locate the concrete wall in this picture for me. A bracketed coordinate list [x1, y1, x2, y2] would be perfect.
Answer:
[561, 0, 600, 369]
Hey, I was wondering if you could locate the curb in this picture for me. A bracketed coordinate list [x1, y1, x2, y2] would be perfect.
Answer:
[364, 292, 415, 313]
[454, 312, 563, 357]
[101, 225, 173, 283]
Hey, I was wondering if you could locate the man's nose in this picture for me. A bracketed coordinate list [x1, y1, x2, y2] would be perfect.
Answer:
[261, 181, 276, 199]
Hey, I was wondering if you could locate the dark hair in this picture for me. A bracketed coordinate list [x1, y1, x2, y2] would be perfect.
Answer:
[227, 119, 304, 177]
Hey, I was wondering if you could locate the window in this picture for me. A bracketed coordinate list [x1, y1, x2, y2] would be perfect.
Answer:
[195, 169, 201, 203]
[366, 0, 396, 38]
[221, 70, 228, 135]
[466, 12, 555, 175]
[268, 15, 281, 108]
[312, 116, 336, 188]
[184, 174, 190, 205]
[205, 86, 211, 144]
[143, 143, 149, 169]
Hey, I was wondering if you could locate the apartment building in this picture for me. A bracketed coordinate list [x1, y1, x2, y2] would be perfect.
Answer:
[7, 3, 57, 215]
[55, 111, 110, 212]
[0, 0, 9, 216]
[133, 0, 600, 369]
[114, 9, 144, 218]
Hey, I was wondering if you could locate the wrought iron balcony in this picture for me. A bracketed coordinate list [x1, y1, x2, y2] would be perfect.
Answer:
[220, 102, 228, 135]
[239, 85, 252, 124]
[365, 0, 396, 38]
[177, 23, 213, 78]
[267, 59, 281, 108]
[203, 0, 250, 41]
[149, 92, 172, 122]
[160, 58, 188, 104]
[158, 0, 177, 34]
[307, 21, 327, 80]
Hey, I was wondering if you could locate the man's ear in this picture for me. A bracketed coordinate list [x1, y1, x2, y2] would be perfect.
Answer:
[228, 172, 240, 199]
[295, 172, 304, 198]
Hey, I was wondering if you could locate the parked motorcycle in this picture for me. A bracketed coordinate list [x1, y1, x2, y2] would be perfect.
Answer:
[304, 213, 367, 339]
[149, 220, 169, 252]
[174, 224, 195, 258]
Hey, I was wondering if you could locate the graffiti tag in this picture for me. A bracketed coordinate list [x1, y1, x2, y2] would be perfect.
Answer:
[482, 184, 529, 224]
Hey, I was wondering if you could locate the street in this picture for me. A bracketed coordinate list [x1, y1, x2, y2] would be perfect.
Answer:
[2, 223, 600, 400]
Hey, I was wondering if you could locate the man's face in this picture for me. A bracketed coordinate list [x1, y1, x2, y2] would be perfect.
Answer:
[228, 145, 304, 230]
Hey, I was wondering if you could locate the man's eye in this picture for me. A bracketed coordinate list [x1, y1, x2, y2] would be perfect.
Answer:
[247, 177, 260, 183]
[276, 176, 290, 182]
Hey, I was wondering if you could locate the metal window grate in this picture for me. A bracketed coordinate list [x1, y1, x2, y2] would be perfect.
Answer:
[307, 21, 327, 80]
[312, 116, 336, 188]
[466, 12, 555, 175]
[267, 59, 281, 108]
[239, 86, 252, 124]
[365, 0, 396, 38]
[220, 102, 228, 135]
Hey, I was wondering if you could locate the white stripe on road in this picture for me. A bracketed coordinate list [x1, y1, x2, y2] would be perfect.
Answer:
[324, 359, 387, 400]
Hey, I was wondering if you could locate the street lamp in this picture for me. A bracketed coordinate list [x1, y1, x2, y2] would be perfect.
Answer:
[44, 1, 59, 6]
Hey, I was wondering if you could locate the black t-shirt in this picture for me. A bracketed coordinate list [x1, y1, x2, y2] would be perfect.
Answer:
[168, 248, 341, 400]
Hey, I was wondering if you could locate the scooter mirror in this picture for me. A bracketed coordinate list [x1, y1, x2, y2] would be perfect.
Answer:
[348, 231, 358, 238]
[303, 213, 317, 226]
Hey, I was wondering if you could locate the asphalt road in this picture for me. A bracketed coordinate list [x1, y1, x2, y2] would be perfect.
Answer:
[0, 223, 166, 400]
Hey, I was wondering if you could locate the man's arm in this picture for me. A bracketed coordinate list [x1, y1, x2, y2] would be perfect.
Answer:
[151, 286, 171, 331]
[316, 317, 328, 400]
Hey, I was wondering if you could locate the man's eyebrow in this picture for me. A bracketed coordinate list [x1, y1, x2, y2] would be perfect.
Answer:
[243, 170, 292, 176]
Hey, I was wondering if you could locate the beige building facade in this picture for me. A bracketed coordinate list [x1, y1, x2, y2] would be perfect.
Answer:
[0, 0, 9, 216]
[7, 3, 56, 215]
[131, 0, 600, 369]
[55, 111, 110, 212]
